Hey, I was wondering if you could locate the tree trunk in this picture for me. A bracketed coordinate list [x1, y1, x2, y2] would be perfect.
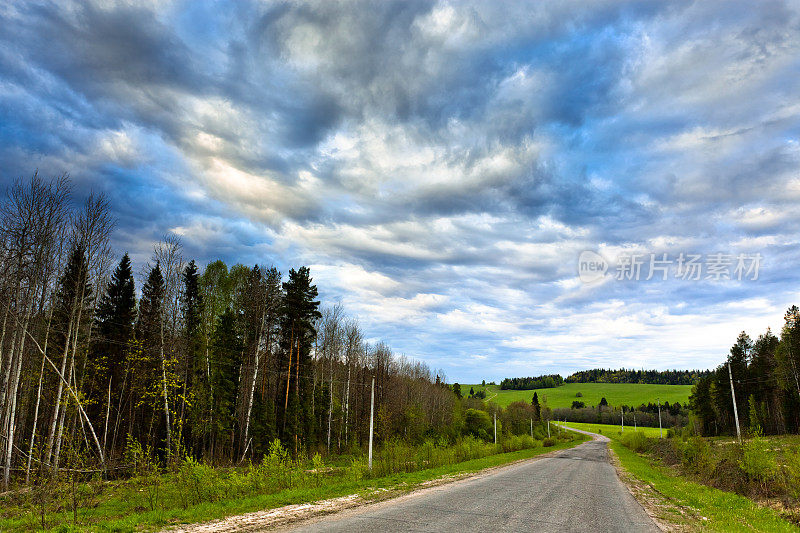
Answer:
[284, 325, 294, 424]
[53, 278, 87, 473]
[2, 295, 34, 489]
[25, 328, 104, 466]
[327, 356, 333, 453]
[241, 306, 266, 461]
[44, 308, 74, 467]
[344, 365, 351, 446]
[160, 318, 171, 459]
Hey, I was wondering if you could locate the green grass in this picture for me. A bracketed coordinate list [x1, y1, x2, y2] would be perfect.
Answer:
[0, 437, 588, 532]
[465, 382, 692, 408]
[612, 440, 797, 531]
[560, 422, 798, 531]
[560, 421, 665, 439]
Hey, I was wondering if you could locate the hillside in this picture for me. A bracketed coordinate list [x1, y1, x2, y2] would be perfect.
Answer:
[463, 382, 693, 409]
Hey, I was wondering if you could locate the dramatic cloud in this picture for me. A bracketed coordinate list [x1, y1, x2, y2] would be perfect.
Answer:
[2, 0, 799, 381]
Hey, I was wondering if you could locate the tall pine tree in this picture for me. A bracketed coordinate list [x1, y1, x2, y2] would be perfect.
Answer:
[89, 253, 136, 456]
[135, 263, 169, 452]
[279, 267, 321, 453]
[181, 260, 204, 453]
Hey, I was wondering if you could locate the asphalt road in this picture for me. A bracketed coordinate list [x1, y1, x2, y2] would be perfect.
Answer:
[288, 430, 659, 533]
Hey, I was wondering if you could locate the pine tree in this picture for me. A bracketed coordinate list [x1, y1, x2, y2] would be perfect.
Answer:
[729, 332, 752, 428]
[90, 253, 136, 456]
[135, 264, 169, 452]
[46, 244, 93, 470]
[531, 391, 541, 421]
[137, 264, 165, 347]
[210, 308, 242, 460]
[181, 260, 204, 453]
[279, 267, 321, 452]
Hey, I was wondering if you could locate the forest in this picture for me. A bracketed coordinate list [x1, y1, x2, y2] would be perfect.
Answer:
[689, 307, 800, 436]
[499, 374, 563, 390]
[0, 174, 462, 490]
[566, 368, 710, 385]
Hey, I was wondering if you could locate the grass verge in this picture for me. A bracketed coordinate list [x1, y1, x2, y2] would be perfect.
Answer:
[0, 435, 588, 532]
[562, 422, 798, 531]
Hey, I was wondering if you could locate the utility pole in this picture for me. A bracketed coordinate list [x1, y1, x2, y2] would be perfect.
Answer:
[728, 361, 742, 443]
[493, 411, 497, 444]
[547, 420, 551, 438]
[657, 398, 663, 438]
[530, 418, 533, 438]
[621, 408, 624, 433]
[633, 411, 637, 431]
[368, 377, 375, 470]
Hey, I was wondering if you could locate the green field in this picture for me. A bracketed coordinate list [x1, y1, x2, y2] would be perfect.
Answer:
[560, 421, 665, 438]
[464, 382, 692, 408]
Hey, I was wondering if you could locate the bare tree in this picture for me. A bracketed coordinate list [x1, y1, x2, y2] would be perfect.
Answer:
[0, 174, 71, 488]
[150, 235, 183, 459]
[47, 192, 114, 474]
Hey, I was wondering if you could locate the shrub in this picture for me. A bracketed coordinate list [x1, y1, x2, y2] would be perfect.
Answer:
[678, 436, 714, 476]
[650, 438, 680, 466]
[124, 436, 161, 511]
[739, 432, 777, 488]
[310, 453, 325, 487]
[177, 456, 221, 508]
[501, 434, 538, 453]
[620, 431, 652, 453]
[783, 449, 800, 499]
[347, 457, 368, 482]
[542, 438, 555, 447]
[464, 409, 493, 441]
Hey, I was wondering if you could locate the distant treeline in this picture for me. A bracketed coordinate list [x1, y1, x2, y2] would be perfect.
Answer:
[499, 374, 564, 390]
[565, 368, 710, 385]
[555, 400, 689, 429]
[500, 368, 709, 390]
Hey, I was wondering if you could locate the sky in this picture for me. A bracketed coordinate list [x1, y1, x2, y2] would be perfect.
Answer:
[1, 1, 800, 383]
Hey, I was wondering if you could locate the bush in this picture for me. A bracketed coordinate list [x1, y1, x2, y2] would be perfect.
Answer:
[124, 436, 161, 511]
[347, 457, 368, 482]
[677, 436, 714, 476]
[783, 449, 800, 499]
[177, 456, 221, 508]
[542, 438, 555, 447]
[464, 409, 493, 441]
[501, 434, 538, 453]
[620, 431, 652, 453]
[739, 432, 777, 487]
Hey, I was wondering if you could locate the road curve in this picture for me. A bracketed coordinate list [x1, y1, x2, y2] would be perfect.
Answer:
[287, 431, 659, 533]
